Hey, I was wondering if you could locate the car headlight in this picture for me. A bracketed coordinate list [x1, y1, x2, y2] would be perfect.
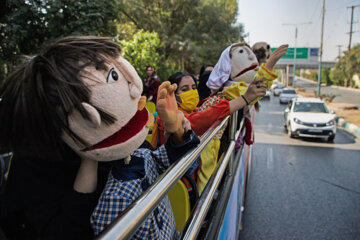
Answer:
[326, 119, 335, 126]
[294, 117, 303, 125]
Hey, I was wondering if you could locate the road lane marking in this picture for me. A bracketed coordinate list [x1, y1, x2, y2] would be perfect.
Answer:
[267, 147, 274, 169]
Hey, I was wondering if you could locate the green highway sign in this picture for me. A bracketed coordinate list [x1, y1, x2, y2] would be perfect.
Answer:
[271, 47, 308, 59]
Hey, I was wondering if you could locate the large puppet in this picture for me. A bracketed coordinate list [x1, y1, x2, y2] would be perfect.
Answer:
[194, 43, 287, 192]
[207, 43, 288, 103]
[0, 36, 199, 240]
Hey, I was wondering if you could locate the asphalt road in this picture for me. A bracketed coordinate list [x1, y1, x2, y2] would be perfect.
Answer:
[294, 77, 360, 108]
[239, 95, 360, 240]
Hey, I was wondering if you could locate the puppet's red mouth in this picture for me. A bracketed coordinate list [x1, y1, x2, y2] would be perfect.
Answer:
[82, 108, 148, 151]
[232, 62, 258, 79]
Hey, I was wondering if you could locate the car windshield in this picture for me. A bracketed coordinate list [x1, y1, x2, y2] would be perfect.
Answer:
[282, 89, 296, 94]
[293, 102, 329, 113]
[275, 85, 285, 89]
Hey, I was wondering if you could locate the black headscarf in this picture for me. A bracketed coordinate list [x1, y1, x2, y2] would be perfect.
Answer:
[199, 64, 214, 78]
[197, 71, 212, 100]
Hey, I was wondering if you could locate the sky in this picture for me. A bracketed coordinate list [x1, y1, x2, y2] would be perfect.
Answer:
[237, 0, 360, 61]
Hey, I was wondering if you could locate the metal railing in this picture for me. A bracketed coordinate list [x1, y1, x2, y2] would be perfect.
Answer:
[97, 111, 244, 240]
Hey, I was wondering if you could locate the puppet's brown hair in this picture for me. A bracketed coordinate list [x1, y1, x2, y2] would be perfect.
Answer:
[0, 36, 121, 160]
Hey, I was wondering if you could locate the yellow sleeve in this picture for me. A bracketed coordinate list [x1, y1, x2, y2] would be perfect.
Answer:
[250, 63, 277, 105]
[224, 82, 248, 100]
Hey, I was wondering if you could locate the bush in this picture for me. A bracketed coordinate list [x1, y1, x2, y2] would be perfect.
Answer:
[303, 72, 318, 82]
[322, 68, 332, 85]
[120, 30, 181, 82]
[329, 68, 346, 86]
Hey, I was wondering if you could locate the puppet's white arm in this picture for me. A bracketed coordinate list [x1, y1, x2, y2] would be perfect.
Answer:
[73, 158, 98, 193]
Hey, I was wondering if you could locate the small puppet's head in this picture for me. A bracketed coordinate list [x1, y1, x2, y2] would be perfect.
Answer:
[229, 43, 259, 84]
[252, 42, 271, 64]
[206, 42, 259, 93]
[0, 36, 153, 161]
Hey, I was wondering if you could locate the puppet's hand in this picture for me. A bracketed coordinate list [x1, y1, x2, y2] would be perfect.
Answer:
[266, 44, 289, 70]
[243, 78, 267, 103]
[157, 81, 184, 143]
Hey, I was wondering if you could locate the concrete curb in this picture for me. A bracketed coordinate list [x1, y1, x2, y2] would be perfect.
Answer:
[335, 116, 360, 138]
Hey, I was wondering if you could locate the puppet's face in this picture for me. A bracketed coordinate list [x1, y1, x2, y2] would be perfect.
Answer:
[230, 45, 258, 84]
[252, 42, 271, 64]
[62, 56, 153, 161]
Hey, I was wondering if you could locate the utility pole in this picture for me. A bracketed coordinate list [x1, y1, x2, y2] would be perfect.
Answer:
[347, 5, 360, 87]
[336, 45, 342, 60]
[294, 27, 298, 87]
[317, 0, 325, 96]
[283, 22, 311, 87]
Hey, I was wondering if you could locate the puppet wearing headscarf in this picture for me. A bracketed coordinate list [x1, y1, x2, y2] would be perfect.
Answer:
[195, 43, 287, 193]
[204, 43, 288, 137]
[207, 43, 288, 104]
[0, 36, 199, 240]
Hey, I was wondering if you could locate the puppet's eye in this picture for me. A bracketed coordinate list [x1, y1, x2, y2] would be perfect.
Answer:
[107, 68, 118, 83]
[239, 49, 244, 53]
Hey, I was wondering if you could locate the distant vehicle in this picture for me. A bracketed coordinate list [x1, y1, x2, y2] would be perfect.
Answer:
[273, 84, 285, 96]
[284, 98, 336, 141]
[279, 88, 297, 104]
[262, 90, 271, 100]
[270, 81, 279, 91]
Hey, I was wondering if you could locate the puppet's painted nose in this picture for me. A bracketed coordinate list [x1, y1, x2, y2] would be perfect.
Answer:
[138, 96, 147, 111]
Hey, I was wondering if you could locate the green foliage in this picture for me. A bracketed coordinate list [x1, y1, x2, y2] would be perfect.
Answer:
[329, 68, 345, 86]
[321, 68, 331, 85]
[117, 0, 243, 74]
[1, 0, 245, 85]
[119, 31, 181, 82]
[330, 43, 360, 87]
[0, 0, 120, 85]
[303, 72, 318, 82]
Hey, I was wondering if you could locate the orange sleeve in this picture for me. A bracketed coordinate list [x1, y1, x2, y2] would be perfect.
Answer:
[156, 118, 167, 146]
[185, 99, 230, 136]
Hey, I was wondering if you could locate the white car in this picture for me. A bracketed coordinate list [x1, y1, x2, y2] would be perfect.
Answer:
[284, 98, 336, 141]
[262, 90, 271, 100]
[279, 88, 297, 104]
[273, 84, 285, 96]
[270, 81, 279, 91]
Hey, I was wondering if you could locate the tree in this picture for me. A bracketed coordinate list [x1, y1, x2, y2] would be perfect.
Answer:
[1, 0, 245, 84]
[120, 30, 180, 82]
[345, 44, 360, 87]
[331, 44, 360, 87]
[0, 0, 120, 85]
[117, 0, 244, 74]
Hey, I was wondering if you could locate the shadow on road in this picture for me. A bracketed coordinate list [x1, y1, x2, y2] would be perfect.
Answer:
[295, 128, 356, 145]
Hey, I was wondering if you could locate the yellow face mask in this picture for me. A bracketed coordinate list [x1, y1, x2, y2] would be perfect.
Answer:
[178, 89, 200, 113]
